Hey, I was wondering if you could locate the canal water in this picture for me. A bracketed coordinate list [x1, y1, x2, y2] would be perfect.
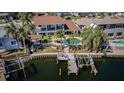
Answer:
[6, 58, 124, 81]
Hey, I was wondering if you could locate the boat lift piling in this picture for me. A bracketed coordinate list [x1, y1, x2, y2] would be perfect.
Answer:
[59, 68, 62, 76]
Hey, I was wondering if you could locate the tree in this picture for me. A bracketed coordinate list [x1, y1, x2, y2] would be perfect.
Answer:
[18, 26, 28, 54]
[6, 22, 21, 48]
[81, 27, 108, 52]
[6, 22, 17, 38]
[63, 31, 79, 53]
[81, 27, 95, 51]
[19, 12, 35, 54]
[93, 27, 108, 52]
[96, 12, 105, 18]
[5, 22, 20, 60]
[55, 30, 65, 51]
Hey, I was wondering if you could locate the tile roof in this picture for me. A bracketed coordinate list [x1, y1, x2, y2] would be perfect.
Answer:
[33, 16, 64, 25]
[64, 20, 80, 31]
[76, 16, 124, 25]
[33, 16, 80, 31]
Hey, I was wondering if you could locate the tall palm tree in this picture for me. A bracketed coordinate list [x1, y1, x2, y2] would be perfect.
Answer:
[55, 30, 65, 51]
[81, 27, 107, 52]
[81, 27, 95, 51]
[19, 12, 33, 26]
[6, 22, 17, 39]
[5, 22, 20, 60]
[18, 26, 28, 54]
[5, 22, 21, 49]
[19, 12, 35, 54]
[93, 27, 108, 52]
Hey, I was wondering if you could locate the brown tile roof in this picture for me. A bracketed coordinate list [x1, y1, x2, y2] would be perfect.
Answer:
[76, 16, 124, 25]
[33, 16, 80, 31]
[33, 16, 64, 25]
[64, 20, 80, 31]
[29, 35, 41, 40]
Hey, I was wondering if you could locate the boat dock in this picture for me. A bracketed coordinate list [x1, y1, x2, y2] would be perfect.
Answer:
[57, 53, 79, 76]
[68, 60, 78, 76]
[89, 55, 98, 76]
[76, 54, 98, 76]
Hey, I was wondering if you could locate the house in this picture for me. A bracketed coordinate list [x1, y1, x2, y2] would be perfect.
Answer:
[0, 23, 8, 37]
[75, 16, 124, 38]
[33, 16, 80, 35]
[0, 37, 19, 52]
[0, 22, 20, 37]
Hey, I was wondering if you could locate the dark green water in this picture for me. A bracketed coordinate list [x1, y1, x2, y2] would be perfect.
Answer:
[6, 58, 124, 81]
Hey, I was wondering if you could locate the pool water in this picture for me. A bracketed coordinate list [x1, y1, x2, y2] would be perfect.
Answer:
[63, 38, 81, 46]
[6, 58, 124, 81]
[112, 41, 124, 45]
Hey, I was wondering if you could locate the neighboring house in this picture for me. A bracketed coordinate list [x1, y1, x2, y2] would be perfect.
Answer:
[0, 13, 9, 19]
[0, 22, 20, 37]
[0, 37, 19, 52]
[33, 16, 80, 35]
[76, 16, 124, 38]
[0, 13, 14, 22]
[0, 23, 7, 37]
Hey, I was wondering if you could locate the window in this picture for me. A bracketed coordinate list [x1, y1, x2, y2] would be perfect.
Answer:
[102, 24, 106, 30]
[41, 25, 47, 31]
[105, 24, 110, 29]
[108, 33, 114, 37]
[11, 41, 17, 45]
[116, 32, 122, 36]
[0, 43, 3, 47]
[110, 24, 116, 29]
[38, 25, 42, 27]
[56, 24, 63, 30]
[47, 25, 55, 30]
[115, 24, 123, 28]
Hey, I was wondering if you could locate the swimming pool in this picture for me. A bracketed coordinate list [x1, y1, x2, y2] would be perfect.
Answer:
[63, 38, 81, 46]
[111, 41, 124, 46]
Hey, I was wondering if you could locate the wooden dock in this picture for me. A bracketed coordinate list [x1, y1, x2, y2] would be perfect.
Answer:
[57, 53, 79, 76]
[68, 60, 78, 76]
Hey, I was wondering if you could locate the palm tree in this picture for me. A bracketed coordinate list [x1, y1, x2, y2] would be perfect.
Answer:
[93, 27, 108, 52]
[19, 12, 35, 54]
[18, 26, 28, 54]
[19, 12, 33, 26]
[81, 27, 107, 52]
[81, 27, 95, 51]
[97, 12, 105, 18]
[5, 22, 20, 60]
[6, 22, 21, 48]
[6, 22, 17, 39]
[55, 30, 65, 51]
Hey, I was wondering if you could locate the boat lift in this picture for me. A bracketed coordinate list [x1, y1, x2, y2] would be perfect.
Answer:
[1, 55, 29, 79]
[76, 54, 98, 76]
